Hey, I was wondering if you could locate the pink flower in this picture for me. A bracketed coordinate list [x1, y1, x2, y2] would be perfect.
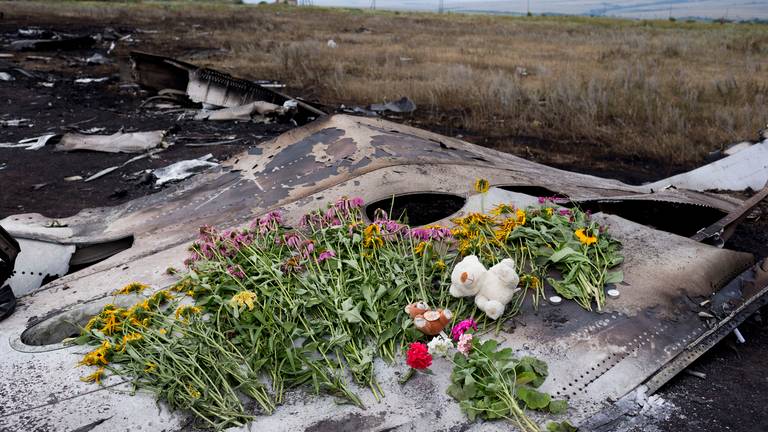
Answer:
[284, 233, 301, 249]
[227, 265, 246, 279]
[451, 318, 478, 341]
[457, 333, 473, 356]
[409, 226, 452, 241]
[300, 240, 315, 259]
[317, 249, 336, 262]
[252, 210, 283, 234]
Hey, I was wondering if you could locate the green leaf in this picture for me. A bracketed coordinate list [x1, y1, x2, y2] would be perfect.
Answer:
[520, 356, 549, 377]
[516, 386, 551, 410]
[604, 270, 624, 284]
[515, 371, 538, 385]
[546, 420, 577, 432]
[548, 399, 568, 414]
[549, 247, 576, 263]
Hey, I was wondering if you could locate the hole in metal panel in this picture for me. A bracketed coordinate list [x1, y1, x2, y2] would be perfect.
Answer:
[576, 200, 726, 237]
[498, 185, 570, 201]
[365, 193, 466, 226]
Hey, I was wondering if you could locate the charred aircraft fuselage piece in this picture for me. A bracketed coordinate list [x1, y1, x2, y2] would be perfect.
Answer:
[1, 115, 766, 431]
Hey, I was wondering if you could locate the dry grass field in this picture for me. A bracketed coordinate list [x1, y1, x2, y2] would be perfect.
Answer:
[5, 1, 768, 168]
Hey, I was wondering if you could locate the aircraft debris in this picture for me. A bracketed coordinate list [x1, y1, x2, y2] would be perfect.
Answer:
[64, 175, 83, 181]
[733, 327, 746, 343]
[56, 130, 166, 154]
[0, 225, 19, 321]
[370, 96, 417, 113]
[0, 134, 58, 150]
[152, 153, 218, 186]
[84, 148, 165, 182]
[193, 100, 288, 122]
[9, 34, 95, 52]
[327, 39, 338, 48]
[0, 72, 13, 81]
[74, 77, 109, 84]
[649, 139, 768, 192]
[84, 53, 111, 65]
[128, 51, 325, 122]
[0, 119, 31, 127]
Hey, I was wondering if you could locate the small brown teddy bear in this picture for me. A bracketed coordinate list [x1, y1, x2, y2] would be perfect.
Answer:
[404, 302, 452, 336]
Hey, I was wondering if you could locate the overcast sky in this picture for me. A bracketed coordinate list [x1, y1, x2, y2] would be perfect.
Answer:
[245, 0, 768, 20]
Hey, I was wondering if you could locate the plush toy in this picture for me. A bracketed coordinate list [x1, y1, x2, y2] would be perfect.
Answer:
[474, 259, 521, 320]
[449, 256, 521, 320]
[405, 302, 452, 335]
[449, 255, 486, 297]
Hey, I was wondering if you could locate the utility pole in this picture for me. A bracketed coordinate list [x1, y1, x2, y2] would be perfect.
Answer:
[438, 0, 444, 14]
[370, 0, 375, 10]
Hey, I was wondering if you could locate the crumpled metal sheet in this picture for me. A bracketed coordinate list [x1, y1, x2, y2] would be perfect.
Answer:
[56, 130, 166, 154]
[0, 115, 765, 431]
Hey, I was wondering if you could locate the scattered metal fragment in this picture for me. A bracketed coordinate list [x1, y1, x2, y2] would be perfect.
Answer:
[698, 311, 716, 319]
[685, 370, 707, 379]
[64, 175, 83, 181]
[128, 51, 325, 121]
[733, 327, 746, 343]
[25, 55, 52, 62]
[370, 96, 416, 114]
[84, 53, 110, 65]
[56, 130, 166, 153]
[194, 101, 286, 122]
[84, 166, 120, 183]
[548, 295, 562, 304]
[74, 77, 109, 84]
[606, 288, 621, 298]
[0, 119, 31, 127]
[84, 148, 165, 182]
[185, 138, 243, 147]
[9, 35, 95, 52]
[152, 153, 218, 186]
[648, 139, 768, 192]
[0, 72, 13, 81]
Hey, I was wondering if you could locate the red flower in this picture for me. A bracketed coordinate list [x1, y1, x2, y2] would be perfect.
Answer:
[406, 342, 433, 369]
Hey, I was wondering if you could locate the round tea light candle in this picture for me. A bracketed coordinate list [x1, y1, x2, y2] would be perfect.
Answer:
[549, 295, 562, 304]
[606, 289, 620, 298]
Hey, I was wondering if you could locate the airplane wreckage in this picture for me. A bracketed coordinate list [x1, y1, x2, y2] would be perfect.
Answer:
[1, 54, 768, 432]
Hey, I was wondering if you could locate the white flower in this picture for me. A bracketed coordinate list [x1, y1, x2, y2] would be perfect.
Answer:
[427, 334, 453, 358]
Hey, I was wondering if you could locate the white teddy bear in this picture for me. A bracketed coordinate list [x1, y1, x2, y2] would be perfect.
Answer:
[449, 255, 521, 320]
[449, 255, 486, 297]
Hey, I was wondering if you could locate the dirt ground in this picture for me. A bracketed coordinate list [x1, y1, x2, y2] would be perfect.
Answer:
[1, 12, 767, 432]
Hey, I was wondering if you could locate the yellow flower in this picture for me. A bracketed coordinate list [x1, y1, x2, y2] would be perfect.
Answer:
[187, 383, 201, 399]
[362, 224, 384, 249]
[79, 341, 111, 366]
[495, 217, 517, 241]
[100, 314, 121, 336]
[575, 228, 597, 246]
[414, 241, 428, 256]
[474, 178, 490, 193]
[144, 362, 157, 373]
[159, 328, 167, 335]
[434, 259, 446, 270]
[121, 332, 142, 351]
[175, 305, 201, 321]
[515, 209, 526, 226]
[80, 367, 105, 385]
[490, 203, 516, 216]
[151, 290, 174, 304]
[114, 282, 149, 295]
[545, 207, 554, 217]
[230, 291, 257, 311]
[84, 315, 100, 331]
[186, 290, 195, 297]
[171, 279, 192, 292]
